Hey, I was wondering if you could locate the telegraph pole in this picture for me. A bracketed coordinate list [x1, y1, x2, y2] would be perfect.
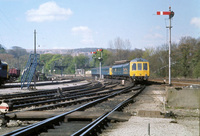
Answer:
[157, 7, 174, 85]
[75, 63, 77, 77]
[34, 29, 36, 90]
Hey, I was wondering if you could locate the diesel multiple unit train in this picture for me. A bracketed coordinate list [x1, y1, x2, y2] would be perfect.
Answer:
[1, 58, 149, 85]
[91, 58, 150, 82]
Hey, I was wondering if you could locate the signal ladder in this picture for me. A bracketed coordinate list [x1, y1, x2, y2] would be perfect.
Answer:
[21, 54, 40, 89]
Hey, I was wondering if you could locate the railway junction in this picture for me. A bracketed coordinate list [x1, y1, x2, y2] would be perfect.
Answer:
[0, 77, 199, 136]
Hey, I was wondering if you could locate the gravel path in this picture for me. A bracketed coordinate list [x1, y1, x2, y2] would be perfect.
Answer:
[101, 85, 199, 136]
[102, 116, 194, 136]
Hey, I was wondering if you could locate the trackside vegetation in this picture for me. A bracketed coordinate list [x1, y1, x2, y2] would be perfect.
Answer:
[0, 36, 199, 79]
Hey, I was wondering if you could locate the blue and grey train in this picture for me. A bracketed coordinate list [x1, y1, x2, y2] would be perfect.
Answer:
[91, 58, 150, 81]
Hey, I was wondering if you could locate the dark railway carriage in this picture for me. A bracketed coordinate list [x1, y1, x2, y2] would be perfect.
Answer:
[0, 60, 9, 85]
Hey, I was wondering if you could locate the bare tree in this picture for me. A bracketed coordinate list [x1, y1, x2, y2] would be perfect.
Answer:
[109, 37, 132, 61]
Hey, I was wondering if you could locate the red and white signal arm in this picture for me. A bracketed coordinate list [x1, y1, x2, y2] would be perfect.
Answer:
[157, 11, 174, 18]
[157, 11, 171, 15]
[91, 51, 97, 54]
[97, 49, 103, 52]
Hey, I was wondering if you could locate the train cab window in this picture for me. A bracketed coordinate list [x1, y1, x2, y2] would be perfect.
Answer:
[143, 63, 148, 70]
[132, 63, 136, 70]
[138, 63, 142, 70]
[2, 65, 7, 70]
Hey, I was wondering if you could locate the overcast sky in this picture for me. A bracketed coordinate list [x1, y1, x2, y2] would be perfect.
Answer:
[0, 0, 199, 50]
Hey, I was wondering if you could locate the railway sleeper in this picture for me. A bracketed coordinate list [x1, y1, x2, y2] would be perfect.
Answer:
[3, 111, 131, 123]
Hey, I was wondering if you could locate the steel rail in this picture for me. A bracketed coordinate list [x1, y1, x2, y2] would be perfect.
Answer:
[1, 79, 83, 89]
[10, 82, 118, 110]
[0, 81, 91, 99]
[5, 83, 129, 117]
[6, 82, 101, 105]
[27, 83, 130, 111]
[72, 85, 146, 136]
[2, 84, 134, 136]
[11, 83, 104, 110]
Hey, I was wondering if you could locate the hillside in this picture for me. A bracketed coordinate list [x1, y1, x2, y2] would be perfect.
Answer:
[26, 48, 102, 56]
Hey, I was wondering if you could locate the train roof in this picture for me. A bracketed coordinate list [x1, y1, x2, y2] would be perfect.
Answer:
[91, 66, 111, 70]
[112, 64, 123, 68]
[112, 62, 129, 68]
[130, 58, 149, 62]
[114, 60, 130, 65]
[0, 60, 8, 65]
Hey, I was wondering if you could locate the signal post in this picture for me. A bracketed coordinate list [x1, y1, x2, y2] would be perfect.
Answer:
[157, 7, 174, 85]
[91, 49, 103, 79]
[97, 49, 103, 79]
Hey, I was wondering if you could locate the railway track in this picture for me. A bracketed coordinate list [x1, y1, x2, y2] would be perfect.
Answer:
[2, 81, 121, 120]
[0, 80, 89, 100]
[0, 79, 83, 89]
[0, 80, 119, 124]
[1, 81, 145, 136]
[2, 81, 119, 111]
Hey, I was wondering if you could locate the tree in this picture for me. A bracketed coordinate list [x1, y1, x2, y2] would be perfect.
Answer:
[7, 46, 27, 58]
[63, 55, 74, 74]
[129, 48, 144, 60]
[74, 54, 90, 69]
[176, 37, 197, 77]
[191, 39, 200, 78]
[40, 54, 55, 74]
[91, 49, 114, 68]
[0, 44, 6, 54]
[102, 49, 114, 66]
[7, 46, 28, 69]
[109, 37, 132, 61]
[48, 54, 62, 74]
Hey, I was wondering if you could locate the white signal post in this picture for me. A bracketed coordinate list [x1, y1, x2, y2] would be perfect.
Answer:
[97, 49, 103, 79]
[157, 7, 174, 85]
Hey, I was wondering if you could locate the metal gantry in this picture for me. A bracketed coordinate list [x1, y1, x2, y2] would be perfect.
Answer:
[20, 54, 40, 89]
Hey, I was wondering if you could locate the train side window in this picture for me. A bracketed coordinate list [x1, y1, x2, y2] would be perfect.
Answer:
[138, 63, 142, 70]
[143, 63, 148, 70]
[132, 63, 136, 70]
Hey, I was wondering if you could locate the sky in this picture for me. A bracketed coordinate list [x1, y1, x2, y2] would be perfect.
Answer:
[0, 0, 199, 50]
